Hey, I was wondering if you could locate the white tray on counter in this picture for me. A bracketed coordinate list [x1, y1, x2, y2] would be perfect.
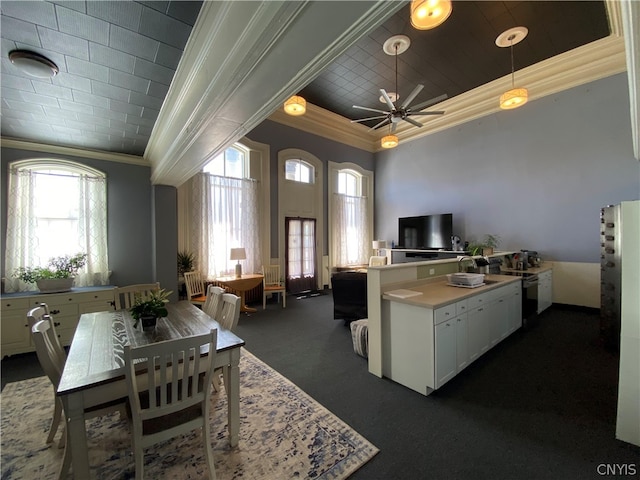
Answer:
[447, 282, 486, 289]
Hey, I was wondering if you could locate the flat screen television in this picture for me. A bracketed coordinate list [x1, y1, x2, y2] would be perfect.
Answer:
[397, 213, 453, 250]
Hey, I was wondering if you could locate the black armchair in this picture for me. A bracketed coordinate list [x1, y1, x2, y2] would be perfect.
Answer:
[331, 271, 367, 323]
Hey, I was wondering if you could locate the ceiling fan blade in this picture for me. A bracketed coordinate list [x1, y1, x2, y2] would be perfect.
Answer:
[401, 84, 424, 109]
[369, 118, 391, 131]
[379, 89, 396, 111]
[409, 110, 445, 116]
[350, 115, 388, 123]
[404, 117, 424, 128]
[353, 105, 389, 114]
[409, 93, 448, 112]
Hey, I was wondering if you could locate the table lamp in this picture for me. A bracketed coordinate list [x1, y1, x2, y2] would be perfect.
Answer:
[372, 240, 387, 256]
[230, 248, 246, 278]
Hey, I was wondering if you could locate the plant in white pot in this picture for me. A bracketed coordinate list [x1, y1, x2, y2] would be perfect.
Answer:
[13, 253, 88, 293]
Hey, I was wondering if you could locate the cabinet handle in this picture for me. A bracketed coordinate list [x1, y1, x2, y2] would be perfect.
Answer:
[478, 308, 483, 312]
[51, 309, 61, 315]
[445, 312, 450, 316]
[54, 322, 61, 327]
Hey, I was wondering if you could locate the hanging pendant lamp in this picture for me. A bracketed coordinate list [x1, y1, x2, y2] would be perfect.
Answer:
[496, 27, 529, 110]
[381, 133, 399, 149]
[284, 95, 306, 116]
[410, 0, 452, 30]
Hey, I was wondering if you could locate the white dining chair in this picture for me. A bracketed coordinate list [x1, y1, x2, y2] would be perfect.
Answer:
[202, 285, 225, 320]
[27, 304, 66, 445]
[184, 271, 207, 306]
[262, 265, 286, 309]
[32, 319, 127, 479]
[124, 330, 218, 480]
[113, 283, 161, 310]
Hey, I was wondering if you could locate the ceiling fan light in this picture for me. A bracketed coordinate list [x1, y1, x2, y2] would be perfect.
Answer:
[410, 0, 452, 30]
[499, 87, 528, 110]
[284, 95, 306, 116]
[381, 134, 399, 149]
[8, 50, 59, 78]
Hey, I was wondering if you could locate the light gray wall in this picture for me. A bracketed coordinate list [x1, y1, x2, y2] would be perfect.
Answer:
[247, 120, 375, 257]
[374, 73, 639, 263]
[1, 147, 158, 287]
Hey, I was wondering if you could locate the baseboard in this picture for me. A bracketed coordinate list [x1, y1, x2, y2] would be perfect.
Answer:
[550, 303, 600, 315]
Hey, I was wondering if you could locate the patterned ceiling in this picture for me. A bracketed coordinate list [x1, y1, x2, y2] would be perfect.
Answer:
[0, 1, 610, 156]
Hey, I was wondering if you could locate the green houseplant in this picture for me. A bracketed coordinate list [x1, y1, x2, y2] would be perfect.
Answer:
[13, 253, 88, 293]
[467, 234, 501, 256]
[129, 288, 172, 329]
[177, 251, 195, 277]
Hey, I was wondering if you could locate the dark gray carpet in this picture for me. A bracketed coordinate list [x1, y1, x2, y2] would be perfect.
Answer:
[3, 293, 638, 479]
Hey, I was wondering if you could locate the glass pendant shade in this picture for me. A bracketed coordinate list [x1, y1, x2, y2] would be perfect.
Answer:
[284, 96, 306, 116]
[381, 134, 399, 149]
[410, 0, 452, 30]
[499, 87, 528, 110]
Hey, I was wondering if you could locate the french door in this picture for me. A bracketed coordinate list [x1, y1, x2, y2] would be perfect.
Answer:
[285, 217, 317, 294]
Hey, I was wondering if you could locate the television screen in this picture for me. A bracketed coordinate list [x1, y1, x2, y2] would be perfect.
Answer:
[398, 213, 453, 250]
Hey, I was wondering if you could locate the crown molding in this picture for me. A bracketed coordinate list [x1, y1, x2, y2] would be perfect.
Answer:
[267, 33, 626, 153]
[0, 137, 148, 166]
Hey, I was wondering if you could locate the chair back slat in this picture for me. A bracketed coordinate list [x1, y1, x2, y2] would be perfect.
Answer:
[28, 304, 66, 367]
[113, 283, 161, 310]
[125, 331, 217, 420]
[218, 293, 241, 331]
[263, 265, 281, 287]
[202, 285, 225, 320]
[184, 271, 205, 298]
[31, 319, 64, 387]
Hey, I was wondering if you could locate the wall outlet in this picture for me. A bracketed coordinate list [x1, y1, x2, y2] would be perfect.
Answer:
[429, 268, 435, 275]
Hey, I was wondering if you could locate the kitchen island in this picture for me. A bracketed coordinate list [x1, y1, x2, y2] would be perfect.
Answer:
[380, 273, 522, 395]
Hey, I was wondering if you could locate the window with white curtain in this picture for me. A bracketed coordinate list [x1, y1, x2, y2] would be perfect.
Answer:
[331, 167, 371, 266]
[4, 159, 110, 292]
[190, 146, 261, 278]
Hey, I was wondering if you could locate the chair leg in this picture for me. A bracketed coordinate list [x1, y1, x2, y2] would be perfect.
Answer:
[263, 293, 266, 310]
[135, 445, 144, 480]
[47, 397, 63, 444]
[203, 424, 217, 480]
[282, 291, 286, 308]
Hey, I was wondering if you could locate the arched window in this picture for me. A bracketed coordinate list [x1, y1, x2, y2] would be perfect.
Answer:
[338, 169, 361, 196]
[285, 158, 314, 184]
[4, 159, 109, 292]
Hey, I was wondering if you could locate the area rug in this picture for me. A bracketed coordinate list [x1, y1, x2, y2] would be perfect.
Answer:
[1, 348, 378, 479]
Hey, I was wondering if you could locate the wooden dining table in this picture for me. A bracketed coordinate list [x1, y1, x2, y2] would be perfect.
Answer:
[57, 301, 245, 478]
[215, 273, 263, 313]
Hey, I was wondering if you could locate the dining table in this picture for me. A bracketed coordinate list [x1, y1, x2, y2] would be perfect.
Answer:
[57, 301, 245, 478]
[214, 273, 264, 313]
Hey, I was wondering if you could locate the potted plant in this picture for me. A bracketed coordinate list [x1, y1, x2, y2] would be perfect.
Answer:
[129, 288, 172, 330]
[467, 234, 501, 256]
[13, 253, 88, 293]
[177, 251, 195, 277]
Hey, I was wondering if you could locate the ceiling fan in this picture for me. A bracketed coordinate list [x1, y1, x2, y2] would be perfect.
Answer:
[351, 35, 447, 132]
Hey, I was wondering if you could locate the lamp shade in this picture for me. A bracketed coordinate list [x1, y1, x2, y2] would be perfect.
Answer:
[381, 134, 399, 149]
[230, 248, 246, 261]
[499, 87, 528, 109]
[372, 240, 387, 250]
[410, 0, 452, 30]
[284, 96, 306, 116]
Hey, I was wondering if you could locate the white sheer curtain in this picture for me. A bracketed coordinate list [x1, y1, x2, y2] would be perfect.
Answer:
[190, 173, 261, 278]
[4, 165, 110, 292]
[332, 193, 370, 266]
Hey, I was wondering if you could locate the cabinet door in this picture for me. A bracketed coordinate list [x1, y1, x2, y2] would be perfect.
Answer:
[507, 290, 523, 333]
[455, 313, 469, 371]
[537, 272, 553, 313]
[435, 319, 457, 388]
[489, 297, 509, 347]
[467, 305, 489, 362]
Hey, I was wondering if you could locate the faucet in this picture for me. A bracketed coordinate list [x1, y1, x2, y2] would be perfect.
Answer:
[458, 255, 477, 273]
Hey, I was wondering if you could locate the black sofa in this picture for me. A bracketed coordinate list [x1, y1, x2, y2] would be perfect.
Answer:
[331, 271, 367, 323]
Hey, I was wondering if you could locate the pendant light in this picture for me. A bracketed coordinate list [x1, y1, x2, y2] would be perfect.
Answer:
[410, 0, 452, 30]
[284, 95, 306, 116]
[496, 27, 529, 110]
[381, 124, 398, 149]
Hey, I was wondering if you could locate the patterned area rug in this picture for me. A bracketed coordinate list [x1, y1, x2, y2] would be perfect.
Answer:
[1, 348, 378, 479]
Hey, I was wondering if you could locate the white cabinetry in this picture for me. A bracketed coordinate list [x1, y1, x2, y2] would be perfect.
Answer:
[1, 287, 115, 357]
[385, 281, 522, 395]
[537, 270, 553, 313]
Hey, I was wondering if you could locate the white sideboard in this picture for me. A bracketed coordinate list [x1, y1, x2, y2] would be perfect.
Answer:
[383, 280, 522, 395]
[1, 287, 115, 357]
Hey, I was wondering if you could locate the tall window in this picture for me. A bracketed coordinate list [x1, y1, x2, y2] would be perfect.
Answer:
[191, 146, 261, 278]
[332, 168, 370, 266]
[4, 159, 109, 292]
